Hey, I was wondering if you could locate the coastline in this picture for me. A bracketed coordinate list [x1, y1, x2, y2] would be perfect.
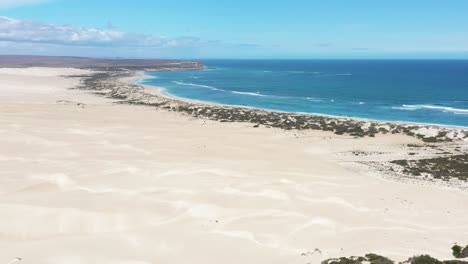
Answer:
[134, 71, 468, 130]
[1, 66, 467, 263]
[133, 72, 468, 189]
[76, 68, 468, 188]
[126, 71, 241, 107]
[123, 70, 468, 141]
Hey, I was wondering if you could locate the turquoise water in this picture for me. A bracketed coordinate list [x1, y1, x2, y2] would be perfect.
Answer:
[141, 60, 468, 127]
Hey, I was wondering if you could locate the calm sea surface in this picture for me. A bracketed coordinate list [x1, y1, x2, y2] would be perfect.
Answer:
[141, 60, 468, 127]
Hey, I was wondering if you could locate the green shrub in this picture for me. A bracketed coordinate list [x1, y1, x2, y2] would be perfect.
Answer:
[365, 253, 394, 264]
[407, 255, 443, 264]
[453, 246, 463, 259]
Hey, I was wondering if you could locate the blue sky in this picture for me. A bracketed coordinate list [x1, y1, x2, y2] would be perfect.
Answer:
[1, 0, 468, 59]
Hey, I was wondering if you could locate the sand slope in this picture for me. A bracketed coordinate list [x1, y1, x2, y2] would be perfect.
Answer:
[0, 68, 467, 264]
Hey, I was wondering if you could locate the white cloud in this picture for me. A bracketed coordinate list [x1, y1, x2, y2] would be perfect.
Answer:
[0, 16, 203, 48]
[0, 0, 51, 9]
[0, 16, 263, 58]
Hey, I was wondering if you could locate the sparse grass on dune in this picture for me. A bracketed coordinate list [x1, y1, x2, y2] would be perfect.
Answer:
[322, 245, 468, 264]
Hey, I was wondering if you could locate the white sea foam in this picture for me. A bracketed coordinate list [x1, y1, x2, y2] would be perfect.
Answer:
[131, 75, 157, 85]
[231, 91, 267, 97]
[320, 73, 352, 76]
[231, 91, 297, 100]
[393, 104, 468, 115]
[332, 73, 353, 76]
[306, 97, 322, 102]
[286, 71, 321, 74]
[173, 81, 287, 99]
[172, 81, 224, 91]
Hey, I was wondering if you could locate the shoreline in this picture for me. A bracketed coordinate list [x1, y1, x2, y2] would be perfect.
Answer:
[1, 66, 468, 263]
[87, 69, 468, 143]
[135, 70, 468, 130]
[73, 68, 468, 188]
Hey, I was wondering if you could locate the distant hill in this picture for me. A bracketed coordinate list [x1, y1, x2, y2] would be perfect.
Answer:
[0, 55, 204, 70]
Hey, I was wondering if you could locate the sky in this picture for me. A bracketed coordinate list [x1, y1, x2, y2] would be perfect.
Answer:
[1, 0, 468, 59]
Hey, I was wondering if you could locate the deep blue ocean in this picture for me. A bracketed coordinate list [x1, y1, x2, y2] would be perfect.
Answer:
[141, 60, 468, 127]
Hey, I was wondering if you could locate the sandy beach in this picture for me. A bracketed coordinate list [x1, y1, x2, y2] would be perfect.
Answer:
[0, 67, 467, 264]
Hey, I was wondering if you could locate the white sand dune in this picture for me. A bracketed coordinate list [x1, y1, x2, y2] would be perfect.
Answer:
[0, 68, 467, 264]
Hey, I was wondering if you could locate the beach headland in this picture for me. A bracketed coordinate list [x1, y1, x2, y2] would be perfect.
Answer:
[0, 56, 467, 264]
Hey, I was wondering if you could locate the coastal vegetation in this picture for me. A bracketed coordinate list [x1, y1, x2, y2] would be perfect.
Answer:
[69, 68, 468, 186]
[322, 245, 468, 264]
[75, 69, 468, 143]
[391, 154, 468, 182]
[452, 245, 468, 259]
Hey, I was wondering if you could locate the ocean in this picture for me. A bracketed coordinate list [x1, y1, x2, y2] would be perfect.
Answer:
[141, 60, 468, 127]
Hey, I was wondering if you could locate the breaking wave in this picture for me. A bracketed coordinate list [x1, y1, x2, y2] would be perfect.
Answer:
[231, 91, 267, 97]
[172, 81, 225, 91]
[393, 104, 468, 115]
